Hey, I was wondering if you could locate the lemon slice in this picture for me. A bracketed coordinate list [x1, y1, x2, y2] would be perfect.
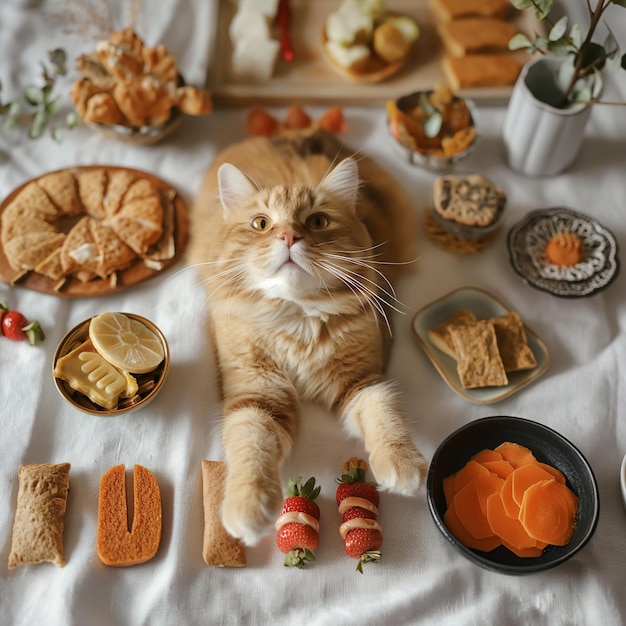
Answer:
[89, 312, 164, 374]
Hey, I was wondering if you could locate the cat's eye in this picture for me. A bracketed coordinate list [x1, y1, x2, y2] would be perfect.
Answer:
[251, 215, 272, 231]
[306, 213, 329, 230]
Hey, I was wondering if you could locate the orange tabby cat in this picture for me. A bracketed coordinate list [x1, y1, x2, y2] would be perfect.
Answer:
[190, 129, 426, 545]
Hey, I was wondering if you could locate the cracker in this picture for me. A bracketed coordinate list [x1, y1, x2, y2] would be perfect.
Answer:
[491, 311, 537, 372]
[437, 18, 518, 57]
[8, 463, 71, 569]
[3, 231, 66, 271]
[429, 0, 511, 21]
[76, 168, 108, 220]
[449, 320, 508, 389]
[37, 171, 83, 216]
[442, 54, 522, 90]
[428, 308, 477, 358]
[107, 194, 164, 255]
[97, 464, 162, 566]
[201, 460, 247, 567]
[433, 174, 506, 227]
[104, 170, 138, 217]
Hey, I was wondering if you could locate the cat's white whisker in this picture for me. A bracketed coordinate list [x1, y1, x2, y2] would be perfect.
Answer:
[316, 260, 393, 333]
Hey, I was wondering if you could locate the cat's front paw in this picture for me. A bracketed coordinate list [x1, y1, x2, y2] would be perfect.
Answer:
[368, 443, 427, 496]
[221, 475, 284, 546]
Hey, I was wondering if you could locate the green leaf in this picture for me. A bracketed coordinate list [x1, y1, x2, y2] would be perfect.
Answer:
[549, 16, 568, 41]
[570, 77, 592, 103]
[547, 38, 572, 56]
[509, 33, 532, 51]
[28, 109, 49, 139]
[423, 110, 442, 138]
[48, 48, 67, 75]
[23, 85, 44, 106]
[66, 111, 80, 129]
[569, 24, 583, 50]
[41, 82, 54, 102]
[51, 126, 64, 143]
[510, 0, 533, 8]
[44, 95, 62, 117]
[610, 0, 626, 7]
[557, 59, 576, 92]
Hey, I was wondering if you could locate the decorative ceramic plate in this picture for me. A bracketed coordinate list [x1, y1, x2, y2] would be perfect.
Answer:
[507, 207, 619, 298]
[0, 166, 189, 298]
[412, 287, 551, 404]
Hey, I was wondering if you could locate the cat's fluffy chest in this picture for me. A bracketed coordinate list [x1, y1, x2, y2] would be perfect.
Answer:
[213, 300, 384, 403]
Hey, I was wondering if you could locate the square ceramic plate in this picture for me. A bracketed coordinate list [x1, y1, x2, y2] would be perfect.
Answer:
[412, 286, 551, 404]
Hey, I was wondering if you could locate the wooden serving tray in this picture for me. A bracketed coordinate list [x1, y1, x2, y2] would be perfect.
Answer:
[207, 0, 536, 106]
[0, 166, 189, 298]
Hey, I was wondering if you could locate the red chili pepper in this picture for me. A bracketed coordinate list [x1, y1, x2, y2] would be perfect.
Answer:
[277, 0, 294, 62]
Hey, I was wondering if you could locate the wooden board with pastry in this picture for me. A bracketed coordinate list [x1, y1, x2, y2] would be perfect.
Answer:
[0, 166, 189, 298]
[207, 0, 538, 105]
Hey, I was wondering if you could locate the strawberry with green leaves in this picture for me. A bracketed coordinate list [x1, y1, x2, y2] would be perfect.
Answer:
[0, 301, 45, 345]
[336, 457, 382, 573]
[275, 476, 321, 568]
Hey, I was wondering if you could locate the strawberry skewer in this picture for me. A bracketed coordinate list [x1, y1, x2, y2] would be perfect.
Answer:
[275, 476, 321, 568]
[336, 457, 382, 573]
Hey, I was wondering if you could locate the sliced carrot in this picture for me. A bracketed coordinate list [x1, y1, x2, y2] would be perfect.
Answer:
[500, 473, 520, 519]
[473, 472, 505, 517]
[453, 480, 494, 539]
[471, 449, 503, 464]
[536, 461, 566, 484]
[519, 479, 578, 546]
[443, 441, 578, 559]
[502, 540, 546, 559]
[453, 460, 490, 493]
[485, 491, 541, 551]
[444, 502, 502, 552]
[481, 459, 515, 480]
[494, 442, 537, 468]
[511, 463, 556, 507]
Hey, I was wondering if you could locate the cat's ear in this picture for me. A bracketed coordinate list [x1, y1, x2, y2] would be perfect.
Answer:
[218, 163, 256, 216]
[319, 158, 360, 213]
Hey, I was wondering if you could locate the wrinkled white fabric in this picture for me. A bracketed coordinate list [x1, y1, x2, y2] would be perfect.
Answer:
[1, 2, 626, 625]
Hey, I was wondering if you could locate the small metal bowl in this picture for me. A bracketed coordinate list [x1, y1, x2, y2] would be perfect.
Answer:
[387, 90, 478, 171]
[428, 416, 599, 575]
[53, 313, 170, 416]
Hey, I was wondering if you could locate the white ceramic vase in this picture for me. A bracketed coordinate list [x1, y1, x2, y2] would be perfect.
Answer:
[503, 57, 593, 177]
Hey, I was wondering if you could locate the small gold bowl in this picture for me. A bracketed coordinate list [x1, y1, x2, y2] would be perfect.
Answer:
[86, 110, 182, 146]
[53, 313, 170, 416]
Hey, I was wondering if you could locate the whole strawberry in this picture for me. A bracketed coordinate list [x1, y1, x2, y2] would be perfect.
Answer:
[275, 476, 321, 568]
[0, 302, 45, 345]
[337, 458, 382, 573]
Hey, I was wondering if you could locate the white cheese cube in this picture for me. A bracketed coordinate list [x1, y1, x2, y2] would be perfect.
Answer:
[229, 8, 271, 43]
[231, 37, 280, 82]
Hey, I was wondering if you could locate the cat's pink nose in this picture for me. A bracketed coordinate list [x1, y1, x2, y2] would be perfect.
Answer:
[277, 230, 301, 248]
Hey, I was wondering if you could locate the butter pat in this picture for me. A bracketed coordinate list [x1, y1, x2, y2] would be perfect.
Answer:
[54, 338, 137, 410]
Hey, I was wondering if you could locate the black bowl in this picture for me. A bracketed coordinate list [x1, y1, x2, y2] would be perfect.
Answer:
[427, 416, 599, 575]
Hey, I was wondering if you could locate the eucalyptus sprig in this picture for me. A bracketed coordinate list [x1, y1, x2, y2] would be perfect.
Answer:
[0, 48, 80, 142]
[508, 0, 626, 108]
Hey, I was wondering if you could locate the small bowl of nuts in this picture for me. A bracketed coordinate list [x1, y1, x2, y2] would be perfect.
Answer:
[53, 312, 169, 416]
[386, 84, 477, 171]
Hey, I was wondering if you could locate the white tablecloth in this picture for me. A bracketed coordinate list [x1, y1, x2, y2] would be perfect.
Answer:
[2, 2, 626, 625]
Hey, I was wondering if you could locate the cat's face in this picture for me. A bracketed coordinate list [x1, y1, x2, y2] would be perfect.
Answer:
[216, 158, 374, 304]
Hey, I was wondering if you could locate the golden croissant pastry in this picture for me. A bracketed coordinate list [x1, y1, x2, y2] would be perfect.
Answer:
[71, 28, 212, 129]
